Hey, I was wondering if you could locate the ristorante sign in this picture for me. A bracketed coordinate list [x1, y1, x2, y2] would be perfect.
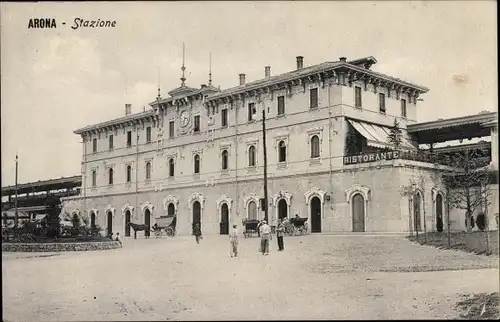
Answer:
[344, 151, 400, 165]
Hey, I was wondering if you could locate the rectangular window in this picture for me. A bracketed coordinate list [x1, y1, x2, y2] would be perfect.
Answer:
[248, 103, 256, 121]
[221, 109, 228, 127]
[401, 99, 407, 118]
[108, 135, 114, 150]
[127, 131, 132, 147]
[194, 115, 200, 133]
[169, 121, 174, 138]
[277, 96, 285, 115]
[379, 93, 386, 113]
[146, 126, 152, 143]
[92, 138, 97, 153]
[310, 88, 318, 109]
[354, 86, 362, 108]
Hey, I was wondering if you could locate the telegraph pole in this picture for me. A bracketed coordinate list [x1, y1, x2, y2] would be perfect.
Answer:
[262, 109, 269, 223]
[14, 154, 19, 227]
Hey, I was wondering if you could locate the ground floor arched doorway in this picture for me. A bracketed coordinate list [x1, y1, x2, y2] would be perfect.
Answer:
[90, 212, 96, 228]
[413, 193, 422, 232]
[144, 209, 151, 238]
[167, 203, 175, 217]
[278, 199, 288, 220]
[220, 203, 229, 235]
[192, 201, 201, 232]
[436, 194, 444, 232]
[310, 196, 322, 233]
[352, 194, 365, 232]
[125, 210, 131, 237]
[107, 211, 113, 236]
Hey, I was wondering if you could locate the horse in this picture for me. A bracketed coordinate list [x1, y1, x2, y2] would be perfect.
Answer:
[127, 222, 152, 239]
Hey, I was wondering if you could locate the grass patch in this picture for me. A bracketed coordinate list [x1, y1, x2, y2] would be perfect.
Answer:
[456, 292, 499, 320]
[407, 231, 499, 256]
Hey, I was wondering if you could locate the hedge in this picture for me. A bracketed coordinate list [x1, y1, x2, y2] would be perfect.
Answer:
[2, 241, 122, 252]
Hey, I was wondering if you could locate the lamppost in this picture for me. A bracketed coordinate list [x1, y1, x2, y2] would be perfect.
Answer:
[14, 154, 19, 228]
[252, 109, 269, 223]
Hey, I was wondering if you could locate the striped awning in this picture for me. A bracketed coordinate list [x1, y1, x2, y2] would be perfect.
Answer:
[348, 119, 415, 150]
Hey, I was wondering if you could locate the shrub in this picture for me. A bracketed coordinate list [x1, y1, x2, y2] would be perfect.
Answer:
[476, 213, 486, 231]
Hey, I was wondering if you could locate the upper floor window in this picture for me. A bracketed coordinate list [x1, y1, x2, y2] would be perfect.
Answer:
[311, 135, 320, 158]
[108, 168, 114, 185]
[108, 135, 114, 150]
[248, 103, 256, 121]
[194, 154, 200, 174]
[168, 158, 175, 177]
[248, 145, 256, 167]
[126, 165, 132, 183]
[221, 150, 229, 170]
[169, 121, 175, 138]
[310, 88, 318, 109]
[92, 138, 97, 153]
[145, 162, 152, 180]
[127, 131, 132, 147]
[401, 99, 407, 118]
[277, 96, 285, 115]
[146, 126, 152, 143]
[221, 108, 228, 127]
[379, 93, 386, 114]
[194, 115, 200, 133]
[91, 170, 97, 187]
[354, 86, 362, 108]
[278, 141, 287, 162]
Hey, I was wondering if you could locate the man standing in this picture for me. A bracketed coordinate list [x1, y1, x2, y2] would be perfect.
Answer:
[229, 224, 239, 257]
[276, 218, 285, 251]
[259, 220, 271, 255]
[193, 222, 202, 244]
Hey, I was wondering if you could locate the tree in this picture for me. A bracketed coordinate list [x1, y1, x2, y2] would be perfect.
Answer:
[44, 194, 61, 238]
[388, 119, 403, 150]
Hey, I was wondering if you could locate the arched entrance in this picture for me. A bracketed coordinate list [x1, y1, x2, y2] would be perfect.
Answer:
[192, 201, 201, 229]
[106, 211, 113, 236]
[124, 210, 131, 237]
[144, 209, 151, 238]
[220, 203, 229, 235]
[90, 212, 96, 228]
[352, 194, 365, 232]
[413, 193, 422, 231]
[436, 194, 443, 232]
[278, 199, 288, 220]
[310, 196, 322, 233]
[167, 203, 175, 217]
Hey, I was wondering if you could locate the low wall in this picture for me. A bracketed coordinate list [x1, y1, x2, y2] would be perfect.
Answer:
[2, 241, 122, 252]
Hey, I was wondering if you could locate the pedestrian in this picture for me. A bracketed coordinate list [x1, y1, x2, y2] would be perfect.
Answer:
[115, 232, 122, 246]
[229, 224, 239, 257]
[259, 220, 271, 255]
[193, 222, 202, 244]
[276, 218, 285, 251]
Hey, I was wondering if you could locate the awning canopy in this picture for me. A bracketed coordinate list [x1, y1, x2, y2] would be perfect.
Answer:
[347, 119, 415, 150]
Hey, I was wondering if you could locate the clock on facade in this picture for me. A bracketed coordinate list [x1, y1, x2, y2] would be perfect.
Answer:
[180, 110, 190, 127]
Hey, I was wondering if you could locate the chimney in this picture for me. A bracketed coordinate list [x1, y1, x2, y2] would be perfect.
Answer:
[265, 66, 271, 78]
[125, 104, 131, 115]
[339, 57, 347, 62]
[239, 73, 246, 85]
[296, 56, 304, 70]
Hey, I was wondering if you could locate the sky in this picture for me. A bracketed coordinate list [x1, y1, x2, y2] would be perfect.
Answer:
[1, 1, 497, 187]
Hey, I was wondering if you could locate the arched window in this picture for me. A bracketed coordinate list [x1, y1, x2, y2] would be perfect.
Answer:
[194, 154, 200, 174]
[168, 203, 175, 217]
[278, 140, 287, 162]
[126, 165, 132, 183]
[91, 170, 97, 187]
[248, 145, 256, 167]
[310, 135, 320, 158]
[222, 150, 229, 170]
[169, 158, 175, 177]
[108, 168, 114, 185]
[145, 162, 151, 180]
[248, 201, 257, 220]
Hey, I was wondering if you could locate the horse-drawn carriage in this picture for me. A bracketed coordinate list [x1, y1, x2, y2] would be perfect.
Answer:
[242, 219, 260, 238]
[152, 215, 177, 238]
[283, 216, 308, 236]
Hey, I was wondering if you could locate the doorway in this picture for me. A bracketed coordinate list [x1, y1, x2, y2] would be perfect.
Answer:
[278, 199, 288, 220]
[125, 210, 131, 237]
[144, 209, 151, 237]
[167, 203, 175, 217]
[107, 211, 113, 236]
[220, 203, 229, 235]
[352, 194, 365, 232]
[413, 193, 422, 231]
[436, 194, 443, 232]
[310, 197, 322, 233]
[90, 212, 96, 228]
[192, 201, 201, 231]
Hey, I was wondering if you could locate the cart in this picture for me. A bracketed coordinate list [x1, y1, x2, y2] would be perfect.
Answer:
[242, 219, 260, 238]
[152, 215, 177, 238]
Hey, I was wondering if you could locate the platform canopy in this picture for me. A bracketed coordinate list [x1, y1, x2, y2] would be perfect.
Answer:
[407, 111, 497, 144]
[1, 175, 81, 196]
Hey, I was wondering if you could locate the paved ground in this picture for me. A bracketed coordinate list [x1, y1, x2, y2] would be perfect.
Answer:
[2, 234, 499, 321]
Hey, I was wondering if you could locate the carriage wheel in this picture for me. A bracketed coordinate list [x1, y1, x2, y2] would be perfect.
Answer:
[166, 227, 174, 237]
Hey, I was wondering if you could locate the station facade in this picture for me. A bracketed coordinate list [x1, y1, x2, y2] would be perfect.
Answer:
[61, 55, 497, 236]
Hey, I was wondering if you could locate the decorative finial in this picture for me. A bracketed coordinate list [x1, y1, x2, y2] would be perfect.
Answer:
[208, 52, 212, 86]
[180, 42, 186, 87]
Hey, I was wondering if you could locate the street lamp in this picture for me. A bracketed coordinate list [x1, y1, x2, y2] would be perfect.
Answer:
[252, 108, 269, 223]
[14, 154, 19, 228]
